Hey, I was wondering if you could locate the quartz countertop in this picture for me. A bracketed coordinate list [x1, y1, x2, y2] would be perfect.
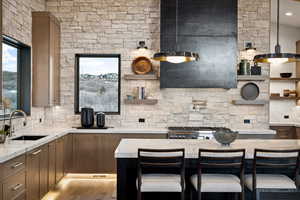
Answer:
[115, 139, 300, 159]
[0, 126, 276, 163]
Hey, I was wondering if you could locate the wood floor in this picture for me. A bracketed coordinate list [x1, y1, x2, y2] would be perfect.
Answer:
[42, 174, 117, 200]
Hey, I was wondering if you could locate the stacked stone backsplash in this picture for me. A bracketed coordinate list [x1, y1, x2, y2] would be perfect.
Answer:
[2, 0, 271, 131]
[2, 0, 47, 130]
[44, 0, 271, 130]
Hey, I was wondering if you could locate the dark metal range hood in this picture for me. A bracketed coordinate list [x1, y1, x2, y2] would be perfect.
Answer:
[159, 0, 238, 89]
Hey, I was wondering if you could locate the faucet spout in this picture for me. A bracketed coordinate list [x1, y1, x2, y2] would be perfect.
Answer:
[8, 110, 27, 137]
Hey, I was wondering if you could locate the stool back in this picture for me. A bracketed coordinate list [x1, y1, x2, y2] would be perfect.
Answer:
[197, 149, 246, 191]
[137, 148, 185, 192]
[253, 148, 300, 189]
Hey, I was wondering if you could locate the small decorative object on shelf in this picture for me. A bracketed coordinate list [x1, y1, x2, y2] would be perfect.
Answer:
[213, 128, 239, 146]
[270, 93, 280, 97]
[283, 89, 297, 97]
[250, 63, 261, 75]
[132, 57, 152, 75]
[280, 73, 292, 78]
[238, 59, 251, 75]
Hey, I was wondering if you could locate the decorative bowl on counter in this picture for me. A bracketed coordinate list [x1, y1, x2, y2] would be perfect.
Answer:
[280, 73, 292, 78]
[213, 128, 239, 146]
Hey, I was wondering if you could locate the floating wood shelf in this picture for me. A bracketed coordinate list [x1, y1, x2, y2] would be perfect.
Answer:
[232, 100, 267, 105]
[124, 99, 158, 105]
[270, 96, 300, 100]
[237, 75, 267, 81]
[270, 77, 300, 81]
[124, 74, 158, 80]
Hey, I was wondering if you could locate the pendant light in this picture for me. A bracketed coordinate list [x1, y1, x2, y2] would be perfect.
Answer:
[254, 0, 300, 64]
[153, 0, 199, 64]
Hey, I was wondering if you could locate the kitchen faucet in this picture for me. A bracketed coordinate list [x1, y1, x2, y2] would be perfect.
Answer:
[8, 110, 27, 137]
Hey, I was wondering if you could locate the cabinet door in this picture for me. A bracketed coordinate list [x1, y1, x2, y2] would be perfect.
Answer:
[40, 145, 49, 199]
[56, 138, 64, 183]
[63, 134, 73, 174]
[26, 148, 42, 200]
[271, 126, 296, 139]
[48, 141, 56, 190]
[73, 134, 100, 173]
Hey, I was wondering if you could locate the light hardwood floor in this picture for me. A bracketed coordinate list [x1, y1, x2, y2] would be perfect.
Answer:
[42, 174, 117, 200]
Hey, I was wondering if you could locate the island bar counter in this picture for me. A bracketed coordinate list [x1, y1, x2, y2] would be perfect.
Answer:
[115, 139, 300, 200]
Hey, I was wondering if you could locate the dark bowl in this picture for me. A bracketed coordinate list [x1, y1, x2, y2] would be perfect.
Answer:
[280, 73, 292, 78]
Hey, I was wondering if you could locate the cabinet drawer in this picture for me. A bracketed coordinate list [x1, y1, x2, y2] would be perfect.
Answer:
[3, 170, 26, 200]
[3, 155, 26, 179]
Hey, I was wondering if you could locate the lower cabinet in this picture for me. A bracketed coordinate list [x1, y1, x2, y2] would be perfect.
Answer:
[48, 141, 56, 190]
[40, 145, 49, 198]
[270, 126, 296, 139]
[64, 134, 73, 174]
[72, 133, 166, 173]
[3, 170, 26, 200]
[26, 146, 45, 200]
[55, 137, 64, 183]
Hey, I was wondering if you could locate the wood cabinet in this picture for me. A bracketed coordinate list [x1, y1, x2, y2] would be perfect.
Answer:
[64, 134, 73, 174]
[270, 126, 296, 139]
[32, 12, 61, 107]
[26, 145, 49, 200]
[56, 137, 64, 183]
[72, 133, 166, 173]
[48, 141, 56, 190]
[73, 134, 100, 173]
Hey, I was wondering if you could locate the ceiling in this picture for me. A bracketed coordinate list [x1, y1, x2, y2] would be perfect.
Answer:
[271, 0, 300, 27]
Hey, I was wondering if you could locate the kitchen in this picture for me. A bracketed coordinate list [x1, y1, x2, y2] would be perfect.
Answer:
[0, 0, 300, 200]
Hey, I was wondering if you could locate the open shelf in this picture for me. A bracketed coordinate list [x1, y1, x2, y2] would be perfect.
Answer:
[124, 99, 158, 105]
[270, 77, 300, 81]
[124, 74, 158, 80]
[270, 96, 300, 100]
[237, 75, 267, 81]
[232, 100, 267, 105]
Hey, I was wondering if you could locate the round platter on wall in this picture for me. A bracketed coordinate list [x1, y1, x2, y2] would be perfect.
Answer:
[241, 82, 260, 100]
[132, 56, 152, 75]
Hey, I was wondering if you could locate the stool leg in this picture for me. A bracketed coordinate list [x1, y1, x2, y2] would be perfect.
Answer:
[240, 191, 244, 200]
[181, 190, 185, 200]
[198, 190, 201, 200]
[137, 190, 141, 200]
[255, 190, 260, 200]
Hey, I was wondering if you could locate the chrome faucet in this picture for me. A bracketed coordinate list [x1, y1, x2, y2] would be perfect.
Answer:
[8, 110, 27, 137]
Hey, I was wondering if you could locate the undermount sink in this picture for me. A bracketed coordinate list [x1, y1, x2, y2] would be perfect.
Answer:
[11, 135, 48, 141]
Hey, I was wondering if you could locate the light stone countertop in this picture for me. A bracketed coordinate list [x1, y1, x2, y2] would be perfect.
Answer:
[115, 139, 300, 159]
[0, 126, 276, 163]
[269, 122, 300, 127]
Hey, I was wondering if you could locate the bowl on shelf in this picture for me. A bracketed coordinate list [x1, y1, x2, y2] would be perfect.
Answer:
[213, 128, 239, 146]
[280, 73, 292, 78]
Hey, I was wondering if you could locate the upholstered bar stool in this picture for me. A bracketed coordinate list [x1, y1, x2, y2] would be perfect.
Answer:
[136, 148, 185, 200]
[190, 149, 246, 200]
[245, 148, 300, 200]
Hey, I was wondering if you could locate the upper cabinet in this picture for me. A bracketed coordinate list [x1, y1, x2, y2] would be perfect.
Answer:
[32, 12, 61, 107]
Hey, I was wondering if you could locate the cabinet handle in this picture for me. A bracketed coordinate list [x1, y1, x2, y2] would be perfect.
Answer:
[11, 184, 23, 191]
[11, 162, 24, 169]
[32, 149, 42, 155]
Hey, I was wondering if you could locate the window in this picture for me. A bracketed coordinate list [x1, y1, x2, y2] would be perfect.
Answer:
[1, 36, 31, 115]
[2, 42, 18, 112]
[75, 54, 121, 114]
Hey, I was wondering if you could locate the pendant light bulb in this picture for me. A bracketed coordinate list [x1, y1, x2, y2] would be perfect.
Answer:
[267, 58, 289, 64]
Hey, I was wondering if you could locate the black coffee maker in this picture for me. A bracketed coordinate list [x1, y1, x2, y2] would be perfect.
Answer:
[81, 107, 94, 128]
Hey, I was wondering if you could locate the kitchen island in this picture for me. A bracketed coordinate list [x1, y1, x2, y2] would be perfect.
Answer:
[115, 139, 300, 200]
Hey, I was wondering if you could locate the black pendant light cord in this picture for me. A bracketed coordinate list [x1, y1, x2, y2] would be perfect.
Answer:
[275, 0, 281, 54]
[175, 0, 179, 51]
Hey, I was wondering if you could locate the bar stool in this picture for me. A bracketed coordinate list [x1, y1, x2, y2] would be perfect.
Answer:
[137, 148, 185, 200]
[190, 149, 246, 200]
[245, 148, 300, 200]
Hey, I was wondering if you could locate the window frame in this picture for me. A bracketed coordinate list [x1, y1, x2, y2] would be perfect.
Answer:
[74, 54, 121, 115]
[1, 35, 31, 117]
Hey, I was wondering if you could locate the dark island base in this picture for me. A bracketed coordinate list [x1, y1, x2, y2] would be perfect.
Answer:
[117, 158, 300, 200]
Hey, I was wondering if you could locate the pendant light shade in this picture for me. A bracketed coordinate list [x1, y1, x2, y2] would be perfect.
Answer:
[153, 0, 199, 64]
[254, 0, 300, 64]
[153, 51, 199, 63]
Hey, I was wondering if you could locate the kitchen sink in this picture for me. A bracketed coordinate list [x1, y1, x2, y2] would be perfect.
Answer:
[11, 135, 48, 141]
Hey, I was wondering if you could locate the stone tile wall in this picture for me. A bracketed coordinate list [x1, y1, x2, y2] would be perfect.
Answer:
[45, 0, 271, 129]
